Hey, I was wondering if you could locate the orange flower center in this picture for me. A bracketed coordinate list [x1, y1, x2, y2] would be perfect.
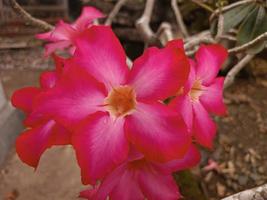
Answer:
[105, 86, 136, 117]
[189, 79, 203, 102]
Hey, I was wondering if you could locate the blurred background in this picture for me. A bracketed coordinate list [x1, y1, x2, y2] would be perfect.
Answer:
[0, 0, 267, 199]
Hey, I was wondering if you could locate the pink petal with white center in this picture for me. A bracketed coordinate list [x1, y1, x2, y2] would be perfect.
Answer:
[127, 44, 189, 102]
[16, 120, 70, 168]
[125, 102, 190, 162]
[11, 87, 41, 114]
[170, 95, 193, 132]
[195, 44, 228, 85]
[138, 169, 180, 200]
[73, 6, 104, 30]
[73, 26, 129, 90]
[193, 102, 217, 148]
[30, 65, 106, 129]
[72, 112, 129, 185]
[155, 144, 201, 174]
[200, 77, 227, 116]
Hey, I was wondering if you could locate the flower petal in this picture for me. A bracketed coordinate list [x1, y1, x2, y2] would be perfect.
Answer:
[170, 95, 193, 132]
[127, 44, 189, 101]
[200, 77, 227, 116]
[44, 40, 71, 56]
[37, 20, 76, 42]
[40, 71, 58, 89]
[73, 6, 104, 30]
[30, 65, 106, 129]
[138, 170, 180, 200]
[125, 102, 190, 162]
[11, 87, 41, 114]
[110, 170, 144, 200]
[16, 120, 70, 168]
[73, 26, 129, 90]
[72, 112, 129, 184]
[193, 102, 217, 148]
[195, 44, 228, 85]
[156, 144, 201, 174]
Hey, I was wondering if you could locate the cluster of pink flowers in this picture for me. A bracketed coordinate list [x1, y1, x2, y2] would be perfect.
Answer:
[12, 6, 227, 200]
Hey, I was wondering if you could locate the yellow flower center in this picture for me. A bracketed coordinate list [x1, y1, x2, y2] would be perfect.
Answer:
[189, 79, 203, 102]
[105, 86, 136, 117]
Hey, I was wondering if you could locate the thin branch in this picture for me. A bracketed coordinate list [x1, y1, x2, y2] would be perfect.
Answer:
[184, 33, 215, 50]
[219, 34, 237, 41]
[215, 13, 224, 41]
[224, 54, 254, 89]
[171, 0, 189, 38]
[135, 0, 160, 45]
[156, 22, 174, 45]
[210, 0, 255, 22]
[9, 0, 53, 31]
[105, 0, 128, 25]
[228, 32, 267, 54]
[190, 0, 214, 13]
[222, 183, 267, 200]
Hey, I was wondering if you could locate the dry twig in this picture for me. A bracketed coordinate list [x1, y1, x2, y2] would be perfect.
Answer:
[228, 32, 267, 54]
[190, 0, 214, 12]
[9, 0, 53, 31]
[171, 0, 189, 38]
[135, 0, 160, 45]
[222, 183, 267, 200]
[184, 31, 215, 50]
[224, 54, 255, 89]
[105, 0, 128, 25]
[156, 22, 174, 45]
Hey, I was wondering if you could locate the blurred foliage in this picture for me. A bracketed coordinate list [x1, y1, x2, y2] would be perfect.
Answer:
[210, 0, 267, 53]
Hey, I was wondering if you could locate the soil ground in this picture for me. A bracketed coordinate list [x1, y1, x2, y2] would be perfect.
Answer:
[0, 46, 266, 200]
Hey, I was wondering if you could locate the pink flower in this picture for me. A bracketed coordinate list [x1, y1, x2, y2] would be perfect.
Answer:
[170, 44, 228, 148]
[29, 26, 191, 184]
[80, 145, 200, 200]
[11, 55, 71, 168]
[36, 7, 104, 56]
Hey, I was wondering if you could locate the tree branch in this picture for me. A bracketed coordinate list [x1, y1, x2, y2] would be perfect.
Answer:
[228, 32, 267, 54]
[135, 0, 160, 45]
[171, 0, 189, 38]
[105, 0, 128, 25]
[224, 54, 254, 89]
[190, 0, 214, 13]
[9, 0, 54, 31]
[222, 183, 267, 200]
[210, 0, 255, 22]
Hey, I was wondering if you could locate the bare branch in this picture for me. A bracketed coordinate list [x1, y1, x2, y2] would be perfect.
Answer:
[156, 22, 174, 45]
[105, 0, 128, 25]
[135, 0, 160, 45]
[228, 32, 267, 54]
[171, 0, 189, 38]
[9, 0, 53, 31]
[210, 0, 255, 22]
[224, 54, 254, 89]
[219, 34, 237, 41]
[222, 183, 267, 200]
[190, 0, 214, 13]
[184, 31, 215, 50]
[215, 13, 224, 41]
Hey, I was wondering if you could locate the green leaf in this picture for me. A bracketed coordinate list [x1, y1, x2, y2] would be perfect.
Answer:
[237, 4, 267, 54]
[236, 5, 259, 45]
[222, 3, 256, 33]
